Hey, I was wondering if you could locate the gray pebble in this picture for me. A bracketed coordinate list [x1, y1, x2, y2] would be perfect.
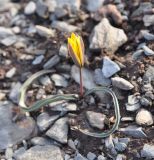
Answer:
[30, 137, 55, 146]
[1, 36, 17, 46]
[37, 112, 59, 131]
[94, 68, 111, 86]
[51, 74, 68, 87]
[111, 77, 134, 90]
[86, 111, 107, 130]
[46, 117, 68, 144]
[59, 44, 68, 57]
[143, 66, 154, 81]
[89, 18, 127, 54]
[9, 82, 22, 103]
[36, 0, 48, 18]
[6, 67, 16, 78]
[102, 57, 120, 78]
[140, 96, 152, 107]
[119, 125, 147, 138]
[43, 55, 60, 69]
[87, 152, 96, 160]
[14, 145, 63, 160]
[32, 55, 44, 65]
[136, 109, 153, 126]
[141, 144, 154, 159]
[39, 75, 52, 86]
[52, 21, 78, 33]
[24, 1, 36, 15]
[35, 25, 55, 38]
[75, 153, 88, 160]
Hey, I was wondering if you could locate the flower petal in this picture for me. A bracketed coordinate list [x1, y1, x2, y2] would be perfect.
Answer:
[68, 43, 81, 67]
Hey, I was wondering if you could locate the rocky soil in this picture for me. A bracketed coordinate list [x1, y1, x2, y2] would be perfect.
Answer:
[0, 0, 154, 160]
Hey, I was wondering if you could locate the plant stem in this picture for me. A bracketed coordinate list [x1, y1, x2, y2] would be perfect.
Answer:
[79, 67, 83, 97]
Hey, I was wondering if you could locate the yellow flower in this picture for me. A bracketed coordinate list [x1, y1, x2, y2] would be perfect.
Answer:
[68, 33, 84, 67]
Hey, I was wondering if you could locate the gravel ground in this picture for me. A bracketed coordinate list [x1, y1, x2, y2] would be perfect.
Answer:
[0, 0, 154, 160]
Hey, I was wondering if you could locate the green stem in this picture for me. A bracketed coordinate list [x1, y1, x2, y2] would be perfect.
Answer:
[79, 67, 83, 97]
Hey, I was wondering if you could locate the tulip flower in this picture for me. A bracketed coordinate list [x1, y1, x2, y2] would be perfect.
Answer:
[68, 33, 85, 96]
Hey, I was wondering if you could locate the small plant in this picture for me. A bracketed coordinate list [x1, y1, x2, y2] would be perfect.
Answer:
[19, 32, 120, 138]
[68, 33, 84, 96]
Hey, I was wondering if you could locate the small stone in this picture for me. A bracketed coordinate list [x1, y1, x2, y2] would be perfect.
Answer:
[136, 109, 153, 126]
[14, 145, 63, 160]
[51, 74, 68, 87]
[142, 83, 153, 92]
[75, 153, 88, 160]
[86, 0, 104, 12]
[37, 112, 59, 131]
[1, 36, 17, 46]
[56, 0, 81, 12]
[52, 21, 78, 33]
[36, 0, 48, 18]
[121, 117, 134, 122]
[98, 4, 123, 25]
[39, 75, 52, 86]
[143, 66, 154, 81]
[5, 147, 13, 160]
[71, 65, 96, 90]
[43, 55, 60, 69]
[111, 77, 134, 90]
[31, 137, 55, 146]
[86, 111, 106, 130]
[0, 92, 6, 100]
[94, 69, 111, 86]
[119, 138, 130, 145]
[141, 144, 154, 159]
[119, 125, 147, 138]
[131, 2, 152, 17]
[9, 82, 22, 103]
[126, 95, 141, 112]
[116, 154, 126, 160]
[143, 15, 154, 27]
[89, 18, 127, 54]
[97, 155, 107, 160]
[54, 7, 68, 18]
[126, 103, 141, 112]
[49, 103, 77, 112]
[140, 30, 154, 41]
[0, 27, 14, 39]
[113, 138, 127, 152]
[13, 147, 26, 160]
[46, 117, 68, 144]
[32, 55, 44, 65]
[132, 50, 143, 60]
[145, 91, 154, 100]
[36, 88, 46, 99]
[24, 1, 36, 15]
[59, 44, 68, 57]
[65, 154, 71, 160]
[140, 96, 152, 107]
[36, 25, 55, 38]
[142, 45, 154, 56]
[128, 95, 139, 104]
[0, 102, 35, 151]
[105, 136, 114, 150]
[5, 67, 16, 78]
[68, 139, 76, 150]
[87, 152, 96, 160]
[102, 57, 120, 78]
